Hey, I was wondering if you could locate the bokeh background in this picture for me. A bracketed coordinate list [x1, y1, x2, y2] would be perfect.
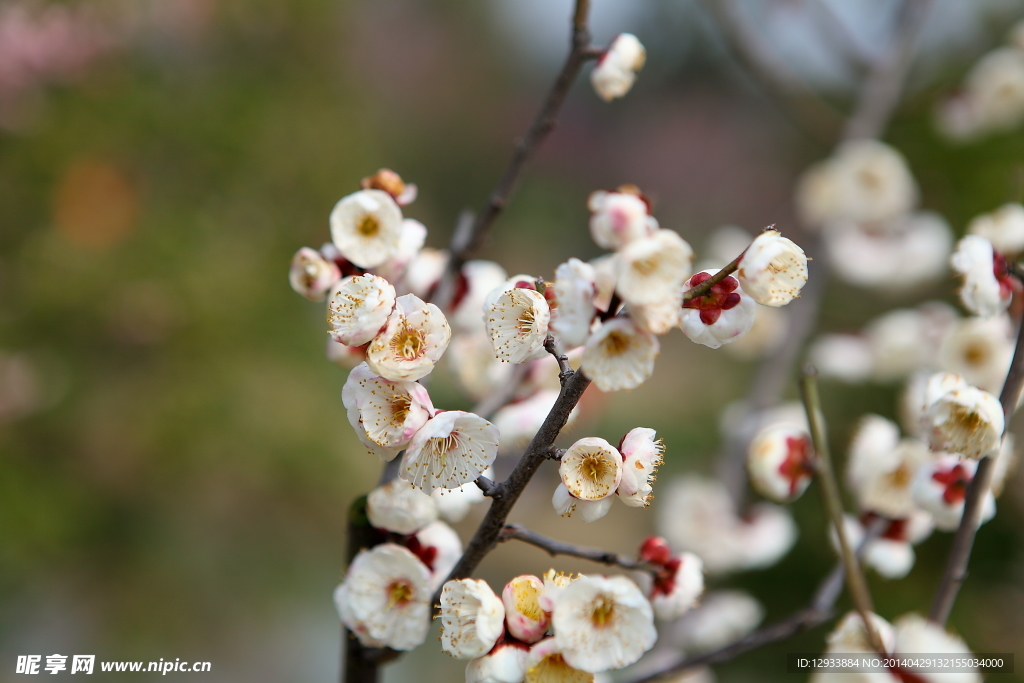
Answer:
[2, 0, 1024, 681]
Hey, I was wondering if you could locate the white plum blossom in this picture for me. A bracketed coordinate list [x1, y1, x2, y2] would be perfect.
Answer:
[552, 483, 615, 523]
[401, 410, 499, 493]
[809, 333, 874, 382]
[679, 271, 756, 349]
[582, 317, 659, 392]
[559, 437, 622, 502]
[892, 614, 983, 683]
[735, 229, 808, 307]
[865, 303, 957, 382]
[846, 414, 930, 518]
[590, 33, 646, 102]
[415, 520, 463, 592]
[401, 247, 449, 299]
[486, 288, 551, 364]
[551, 258, 597, 349]
[938, 314, 1013, 394]
[911, 454, 996, 531]
[648, 553, 705, 622]
[374, 218, 427, 285]
[552, 575, 657, 672]
[628, 297, 683, 336]
[453, 260, 508, 333]
[587, 190, 655, 250]
[503, 574, 551, 644]
[667, 590, 764, 654]
[951, 235, 1012, 318]
[963, 47, 1024, 135]
[289, 247, 340, 301]
[366, 293, 452, 382]
[824, 610, 897, 655]
[326, 337, 365, 368]
[329, 189, 404, 268]
[334, 543, 431, 650]
[466, 643, 530, 683]
[617, 428, 664, 508]
[342, 362, 434, 452]
[589, 254, 619, 314]
[366, 478, 438, 535]
[432, 478, 487, 524]
[922, 374, 1004, 458]
[838, 512, 933, 580]
[746, 424, 814, 503]
[327, 274, 397, 347]
[969, 203, 1024, 255]
[494, 390, 577, 453]
[440, 578, 507, 659]
[614, 229, 693, 306]
[524, 638, 594, 683]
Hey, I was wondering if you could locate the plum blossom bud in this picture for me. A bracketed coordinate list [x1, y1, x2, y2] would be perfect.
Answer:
[334, 543, 431, 650]
[582, 317, 659, 392]
[560, 437, 622, 502]
[746, 425, 814, 503]
[587, 189, 656, 250]
[951, 235, 1014, 318]
[342, 362, 434, 451]
[551, 574, 657, 672]
[968, 203, 1024, 255]
[414, 520, 463, 592]
[617, 428, 664, 508]
[923, 375, 1004, 458]
[551, 258, 597, 349]
[911, 454, 996, 531]
[680, 271, 756, 349]
[440, 578, 507, 659]
[837, 515, 923, 580]
[503, 575, 551, 643]
[642, 550, 705, 622]
[466, 642, 529, 683]
[590, 33, 646, 102]
[325, 337, 365, 368]
[360, 168, 417, 206]
[366, 293, 451, 382]
[614, 229, 694, 306]
[329, 189, 404, 268]
[401, 410, 499, 493]
[736, 229, 808, 307]
[327, 274, 396, 347]
[524, 638, 592, 683]
[486, 288, 551, 364]
[289, 247, 340, 301]
[552, 483, 614, 522]
[366, 478, 437, 535]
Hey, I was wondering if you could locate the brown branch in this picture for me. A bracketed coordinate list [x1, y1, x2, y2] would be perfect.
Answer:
[434, 0, 595, 308]
[842, 0, 934, 142]
[544, 336, 573, 383]
[475, 475, 500, 497]
[432, 367, 592, 606]
[498, 524, 660, 573]
[682, 248, 747, 304]
[700, 0, 842, 143]
[930, 309, 1024, 625]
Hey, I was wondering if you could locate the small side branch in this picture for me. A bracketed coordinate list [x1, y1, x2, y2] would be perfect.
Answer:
[499, 524, 659, 573]
[544, 336, 573, 384]
[682, 248, 746, 303]
[475, 475, 501, 498]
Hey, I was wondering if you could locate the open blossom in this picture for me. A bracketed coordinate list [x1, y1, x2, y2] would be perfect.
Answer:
[846, 414, 930, 518]
[366, 478, 437, 535]
[587, 190, 656, 250]
[524, 638, 593, 683]
[668, 590, 764, 654]
[414, 520, 463, 592]
[503, 575, 551, 644]
[374, 218, 427, 283]
[440, 578, 506, 659]
[628, 297, 682, 336]
[327, 274, 397, 347]
[560, 437, 622, 502]
[839, 513, 933, 580]
[614, 229, 693, 306]
[466, 642, 530, 683]
[590, 33, 646, 102]
[736, 229, 808, 307]
[366, 293, 451, 382]
[342, 362, 434, 450]
[334, 543, 431, 650]
[552, 483, 614, 522]
[617, 428, 663, 507]
[969, 203, 1024, 255]
[824, 610, 897, 655]
[746, 424, 814, 503]
[680, 271, 756, 349]
[582, 317, 658, 392]
[552, 574, 656, 672]
[923, 375, 1004, 459]
[912, 454, 996, 531]
[938, 315, 1013, 394]
[401, 247, 449, 298]
[329, 188, 404, 268]
[401, 410, 499, 493]
[964, 47, 1024, 134]
[289, 247, 340, 301]
[645, 551, 705, 622]
[486, 288, 551, 363]
[809, 333, 874, 382]
[551, 258, 597, 349]
[951, 235, 1014, 318]
[865, 302, 956, 381]
[891, 614, 982, 683]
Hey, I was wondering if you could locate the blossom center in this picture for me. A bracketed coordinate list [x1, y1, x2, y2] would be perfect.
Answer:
[387, 580, 414, 608]
[526, 653, 591, 683]
[389, 395, 412, 425]
[962, 342, 987, 367]
[600, 330, 632, 356]
[777, 435, 814, 495]
[631, 255, 659, 276]
[357, 214, 381, 237]
[390, 324, 426, 360]
[513, 581, 545, 621]
[581, 453, 612, 482]
[517, 306, 537, 334]
[590, 596, 616, 627]
[945, 404, 985, 451]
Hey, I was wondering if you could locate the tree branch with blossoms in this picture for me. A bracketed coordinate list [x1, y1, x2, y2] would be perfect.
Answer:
[498, 524, 661, 574]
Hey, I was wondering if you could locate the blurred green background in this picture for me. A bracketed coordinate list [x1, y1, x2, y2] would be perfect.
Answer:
[2, 0, 1023, 681]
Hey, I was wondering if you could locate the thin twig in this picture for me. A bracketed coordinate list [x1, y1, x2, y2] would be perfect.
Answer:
[498, 524, 660, 573]
[544, 336, 573, 384]
[475, 475, 500, 497]
[842, 0, 934, 141]
[930, 309, 1024, 625]
[801, 368, 885, 655]
[682, 249, 747, 304]
[433, 0, 595, 307]
[809, 0, 876, 71]
[432, 368, 592, 606]
[700, 0, 841, 143]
